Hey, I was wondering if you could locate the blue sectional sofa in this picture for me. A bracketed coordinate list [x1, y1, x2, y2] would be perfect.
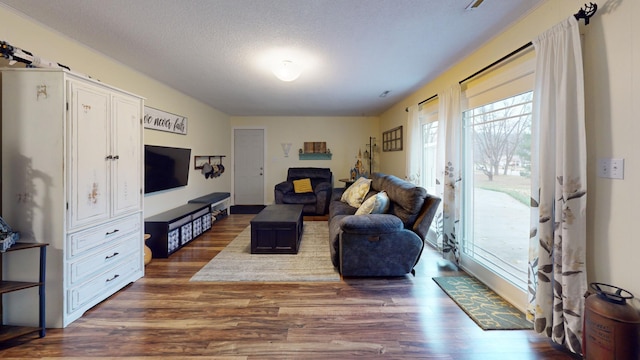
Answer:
[329, 173, 441, 276]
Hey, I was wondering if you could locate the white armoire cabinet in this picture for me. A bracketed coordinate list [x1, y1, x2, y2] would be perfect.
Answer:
[1, 68, 144, 328]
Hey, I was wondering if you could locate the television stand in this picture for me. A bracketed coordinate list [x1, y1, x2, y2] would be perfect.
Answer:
[144, 203, 211, 258]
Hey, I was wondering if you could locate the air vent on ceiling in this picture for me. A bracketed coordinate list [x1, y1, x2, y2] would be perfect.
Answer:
[466, 0, 485, 10]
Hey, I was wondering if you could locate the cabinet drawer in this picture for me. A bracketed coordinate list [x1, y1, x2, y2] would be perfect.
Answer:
[68, 215, 140, 258]
[193, 208, 209, 219]
[168, 215, 191, 231]
[68, 235, 139, 286]
[68, 253, 140, 313]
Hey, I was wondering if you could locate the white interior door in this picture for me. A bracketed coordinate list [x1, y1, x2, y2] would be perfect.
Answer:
[233, 128, 265, 205]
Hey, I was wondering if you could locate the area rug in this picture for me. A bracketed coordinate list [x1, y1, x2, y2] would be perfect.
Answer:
[190, 221, 340, 282]
[432, 276, 533, 330]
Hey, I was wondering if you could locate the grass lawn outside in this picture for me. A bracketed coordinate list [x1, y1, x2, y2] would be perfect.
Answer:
[475, 171, 530, 206]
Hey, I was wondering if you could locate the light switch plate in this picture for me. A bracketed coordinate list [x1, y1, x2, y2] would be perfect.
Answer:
[598, 158, 624, 179]
[610, 158, 624, 179]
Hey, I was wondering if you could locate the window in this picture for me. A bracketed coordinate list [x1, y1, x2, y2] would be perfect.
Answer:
[418, 101, 440, 248]
[459, 52, 535, 310]
[462, 91, 533, 291]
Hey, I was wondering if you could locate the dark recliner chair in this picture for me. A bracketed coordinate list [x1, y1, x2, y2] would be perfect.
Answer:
[274, 167, 333, 215]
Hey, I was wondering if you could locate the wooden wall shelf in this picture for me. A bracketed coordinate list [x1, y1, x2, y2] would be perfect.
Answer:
[299, 153, 332, 160]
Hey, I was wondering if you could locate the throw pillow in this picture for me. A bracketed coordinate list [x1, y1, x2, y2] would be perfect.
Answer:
[293, 178, 313, 193]
[355, 191, 390, 215]
[340, 177, 372, 207]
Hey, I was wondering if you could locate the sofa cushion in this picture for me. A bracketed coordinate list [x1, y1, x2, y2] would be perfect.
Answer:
[340, 177, 372, 207]
[282, 192, 316, 205]
[293, 178, 313, 193]
[355, 191, 389, 215]
[329, 198, 358, 218]
[188, 192, 231, 205]
[372, 173, 427, 228]
[340, 214, 403, 234]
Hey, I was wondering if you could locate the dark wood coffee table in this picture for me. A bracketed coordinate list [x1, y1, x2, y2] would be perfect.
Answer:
[250, 204, 304, 254]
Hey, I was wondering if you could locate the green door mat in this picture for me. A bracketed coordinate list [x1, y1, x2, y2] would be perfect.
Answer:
[432, 276, 533, 330]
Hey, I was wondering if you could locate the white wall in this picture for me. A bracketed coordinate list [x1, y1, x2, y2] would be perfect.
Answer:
[0, 5, 231, 217]
[230, 116, 378, 205]
[585, 0, 640, 304]
[380, 0, 640, 303]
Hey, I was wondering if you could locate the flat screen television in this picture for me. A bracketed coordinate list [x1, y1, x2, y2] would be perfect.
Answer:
[144, 145, 191, 194]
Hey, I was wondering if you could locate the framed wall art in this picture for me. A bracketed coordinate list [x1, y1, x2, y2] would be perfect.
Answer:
[382, 126, 403, 152]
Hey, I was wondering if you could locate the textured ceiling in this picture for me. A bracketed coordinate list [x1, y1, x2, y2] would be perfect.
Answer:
[0, 0, 545, 116]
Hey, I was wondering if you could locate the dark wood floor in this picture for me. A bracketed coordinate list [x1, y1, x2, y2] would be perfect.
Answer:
[0, 214, 579, 359]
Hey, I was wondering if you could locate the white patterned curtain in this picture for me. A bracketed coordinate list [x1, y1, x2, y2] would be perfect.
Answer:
[436, 84, 462, 264]
[406, 105, 421, 184]
[527, 16, 587, 355]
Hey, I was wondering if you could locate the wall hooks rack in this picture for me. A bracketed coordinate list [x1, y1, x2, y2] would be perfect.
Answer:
[195, 155, 226, 179]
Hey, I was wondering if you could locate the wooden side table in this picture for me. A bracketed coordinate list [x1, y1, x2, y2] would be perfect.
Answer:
[338, 178, 355, 188]
[0, 242, 48, 342]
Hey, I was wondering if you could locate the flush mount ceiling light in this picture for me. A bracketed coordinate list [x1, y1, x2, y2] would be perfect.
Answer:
[272, 60, 302, 82]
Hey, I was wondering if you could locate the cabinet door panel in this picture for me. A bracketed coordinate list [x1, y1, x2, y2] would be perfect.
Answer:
[112, 94, 142, 216]
[68, 81, 110, 228]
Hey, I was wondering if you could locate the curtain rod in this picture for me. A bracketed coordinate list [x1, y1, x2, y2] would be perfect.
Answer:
[406, 3, 597, 113]
[419, 93, 438, 106]
[458, 42, 533, 85]
[458, 3, 597, 85]
[405, 93, 437, 112]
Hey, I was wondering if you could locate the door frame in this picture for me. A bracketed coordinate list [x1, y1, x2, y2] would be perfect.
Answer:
[231, 127, 267, 206]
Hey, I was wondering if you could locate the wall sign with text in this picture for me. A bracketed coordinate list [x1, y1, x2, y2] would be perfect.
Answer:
[143, 106, 188, 135]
